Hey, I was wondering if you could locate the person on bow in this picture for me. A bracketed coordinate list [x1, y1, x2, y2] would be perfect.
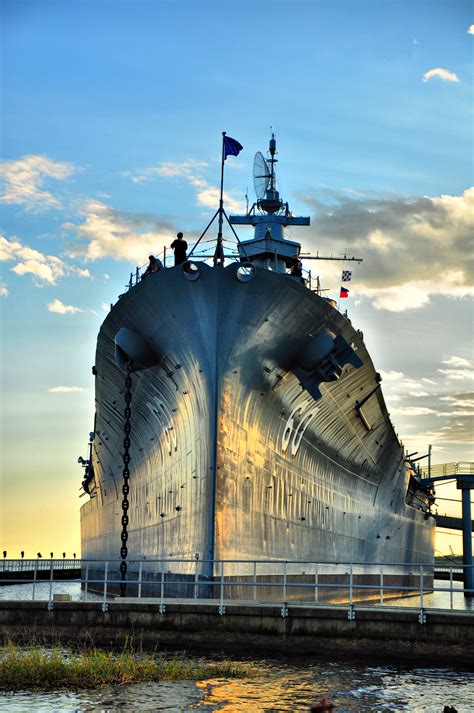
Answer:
[171, 232, 188, 266]
[142, 255, 162, 279]
[290, 253, 303, 279]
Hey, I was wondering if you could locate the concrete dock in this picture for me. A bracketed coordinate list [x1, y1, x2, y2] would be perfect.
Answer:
[0, 599, 472, 665]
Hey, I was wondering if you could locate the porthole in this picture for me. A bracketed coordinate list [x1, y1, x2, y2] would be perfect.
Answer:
[236, 263, 255, 282]
[182, 261, 200, 281]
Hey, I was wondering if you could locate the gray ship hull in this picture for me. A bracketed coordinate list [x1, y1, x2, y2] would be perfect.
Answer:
[80, 262, 434, 597]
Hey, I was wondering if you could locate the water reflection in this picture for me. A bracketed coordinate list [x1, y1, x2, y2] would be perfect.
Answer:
[193, 663, 473, 712]
[0, 659, 472, 712]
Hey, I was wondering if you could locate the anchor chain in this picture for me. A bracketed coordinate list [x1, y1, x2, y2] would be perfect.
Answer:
[119, 361, 133, 597]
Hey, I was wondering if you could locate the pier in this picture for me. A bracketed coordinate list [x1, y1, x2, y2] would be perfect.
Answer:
[0, 559, 80, 584]
[0, 599, 472, 665]
[0, 557, 472, 664]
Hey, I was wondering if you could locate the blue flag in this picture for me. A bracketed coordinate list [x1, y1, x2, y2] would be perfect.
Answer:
[223, 135, 243, 160]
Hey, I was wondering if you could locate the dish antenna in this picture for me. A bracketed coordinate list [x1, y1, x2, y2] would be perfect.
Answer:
[253, 151, 271, 200]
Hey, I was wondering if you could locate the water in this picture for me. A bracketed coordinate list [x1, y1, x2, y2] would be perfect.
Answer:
[1, 582, 472, 711]
[0, 659, 472, 711]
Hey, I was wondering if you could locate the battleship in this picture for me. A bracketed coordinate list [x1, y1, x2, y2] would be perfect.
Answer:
[80, 134, 435, 600]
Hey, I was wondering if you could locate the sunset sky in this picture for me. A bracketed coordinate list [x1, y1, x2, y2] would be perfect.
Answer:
[1, 0, 472, 558]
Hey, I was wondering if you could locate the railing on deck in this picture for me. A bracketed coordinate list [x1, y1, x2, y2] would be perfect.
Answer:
[124, 251, 315, 291]
[1, 558, 472, 621]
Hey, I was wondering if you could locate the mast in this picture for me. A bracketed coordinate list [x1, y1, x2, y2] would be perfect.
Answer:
[214, 131, 226, 268]
[229, 133, 310, 272]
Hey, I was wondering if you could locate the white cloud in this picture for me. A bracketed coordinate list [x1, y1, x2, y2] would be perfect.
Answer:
[390, 406, 437, 416]
[195, 186, 243, 212]
[125, 160, 208, 184]
[125, 160, 244, 214]
[47, 298, 85, 315]
[442, 356, 471, 369]
[379, 370, 428, 395]
[438, 368, 474, 381]
[0, 282, 8, 297]
[422, 68, 460, 83]
[48, 386, 86, 393]
[65, 201, 174, 264]
[438, 356, 474, 382]
[357, 271, 474, 312]
[303, 187, 474, 312]
[0, 234, 91, 285]
[439, 394, 474, 409]
[468, 25, 474, 35]
[0, 155, 76, 210]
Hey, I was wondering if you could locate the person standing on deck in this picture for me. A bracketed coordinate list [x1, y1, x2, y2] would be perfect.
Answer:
[171, 232, 188, 266]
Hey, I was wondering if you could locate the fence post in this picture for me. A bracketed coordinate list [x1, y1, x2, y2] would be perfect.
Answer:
[102, 561, 109, 612]
[159, 560, 166, 613]
[194, 557, 199, 599]
[219, 561, 225, 615]
[380, 565, 384, 605]
[32, 560, 38, 601]
[418, 564, 426, 624]
[47, 559, 54, 610]
[85, 563, 89, 598]
[138, 561, 143, 599]
[450, 567, 454, 610]
[283, 561, 287, 602]
[314, 563, 319, 603]
[253, 561, 257, 601]
[348, 563, 355, 620]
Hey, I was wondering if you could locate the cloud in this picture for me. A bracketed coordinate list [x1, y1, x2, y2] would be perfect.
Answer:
[48, 386, 86, 393]
[65, 201, 177, 263]
[0, 234, 91, 285]
[438, 356, 474, 382]
[441, 356, 471, 369]
[422, 68, 460, 83]
[125, 160, 244, 213]
[390, 406, 437, 416]
[47, 298, 85, 314]
[195, 186, 242, 212]
[302, 187, 473, 311]
[0, 155, 76, 210]
[0, 282, 8, 297]
[358, 272, 473, 312]
[468, 25, 474, 35]
[439, 393, 474, 408]
[379, 360, 474, 452]
[124, 160, 208, 184]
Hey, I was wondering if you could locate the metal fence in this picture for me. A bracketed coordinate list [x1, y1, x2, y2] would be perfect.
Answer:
[420, 461, 474, 478]
[1, 558, 472, 622]
[0, 559, 78, 573]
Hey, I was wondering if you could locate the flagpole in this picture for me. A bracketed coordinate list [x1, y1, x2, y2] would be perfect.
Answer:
[214, 131, 226, 267]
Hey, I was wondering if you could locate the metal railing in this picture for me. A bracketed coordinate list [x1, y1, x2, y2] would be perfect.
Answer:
[123, 252, 316, 292]
[0, 559, 79, 573]
[420, 461, 474, 478]
[1, 558, 472, 621]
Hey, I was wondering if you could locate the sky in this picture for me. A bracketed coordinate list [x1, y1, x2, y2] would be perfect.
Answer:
[0, 0, 472, 559]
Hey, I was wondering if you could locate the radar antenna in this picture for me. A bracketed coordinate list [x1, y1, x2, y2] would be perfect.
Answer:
[253, 133, 283, 214]
[253, 151, 271, 200]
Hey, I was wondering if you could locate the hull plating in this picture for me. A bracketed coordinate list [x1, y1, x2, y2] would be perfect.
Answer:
[81, 263, 434, 584]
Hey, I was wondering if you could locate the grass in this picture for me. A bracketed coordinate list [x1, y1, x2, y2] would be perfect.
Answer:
[0, 642, 255, 691]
